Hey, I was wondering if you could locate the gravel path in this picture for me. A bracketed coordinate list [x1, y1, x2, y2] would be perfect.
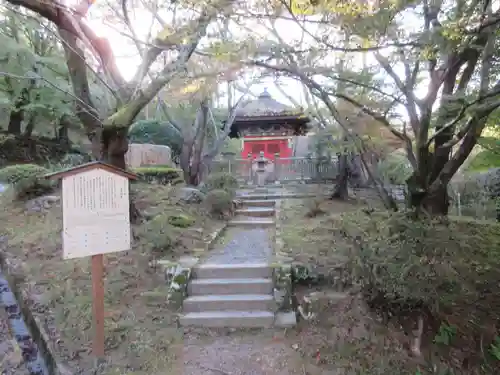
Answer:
[180, 330, 308, 375]
[203, 228, 273, 265]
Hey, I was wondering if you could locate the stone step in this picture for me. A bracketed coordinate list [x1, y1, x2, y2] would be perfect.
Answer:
[240, 199, 276, 208]
[235, 207, 275, 217]
[183, 294, 275, 313]
[237, 193, 318, 200]
[188, 278, 273, 296]
[193, 263, 272, 279]
[237, 193, 281, 200]
[180, 311, 274, 328]
[228, 217, 274, 228]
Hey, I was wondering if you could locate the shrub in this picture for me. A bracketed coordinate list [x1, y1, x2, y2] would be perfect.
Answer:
[132, 166, 182, 185]
[60, 153, 88, 166]
[128, 120, 183, 163]
[205, 188, 234, 218]
[138, 213, 175, 256]
[337, 209, 500, 335]
[168, 214, 195, 228]
[376, 151, 413, 185]
[0, 164, 53, 200]
[205, 172, 238, 192]
[449, 172, 498, 219]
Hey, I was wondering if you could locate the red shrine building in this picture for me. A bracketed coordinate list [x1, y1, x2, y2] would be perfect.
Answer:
[228, 89, 311, 160]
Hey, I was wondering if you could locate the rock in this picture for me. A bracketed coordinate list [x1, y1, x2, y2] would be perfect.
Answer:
[174, 187, 205, 204]
[25, 195, 60, 213]
[142, 210, 157, 220]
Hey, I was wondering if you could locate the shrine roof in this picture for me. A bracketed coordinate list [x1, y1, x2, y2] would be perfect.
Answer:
[235, 88, 307, 119]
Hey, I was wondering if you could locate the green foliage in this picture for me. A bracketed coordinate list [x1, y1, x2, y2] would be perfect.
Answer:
[46, 153, 89, 172]
[377, 151, 413, 185]
[128, 120, 183, 161]
[0, 163, 53, 199]
[131, 166, 182, 185]
[138, 213, 175, 256]
[449, 174, 498, 219]
[434, 324, 457, 346]
[0, 10, 114, 139]
[204, 172, 238, 193]
[168, 214, 195, 228]
[467, 137, 500, 172]
[489, 336, 500, 361]
[205, 188, 234, 218]
[338, 210, 500, 330]
[0, 163, 49, 183]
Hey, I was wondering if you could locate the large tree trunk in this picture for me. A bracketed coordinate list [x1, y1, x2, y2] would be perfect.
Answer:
[101, 126, 140, 223]
[407, 172, 449, 216]
[421, 184, 449, 216]
[101, 126, 128, 169]
[331, 153, 349, 200]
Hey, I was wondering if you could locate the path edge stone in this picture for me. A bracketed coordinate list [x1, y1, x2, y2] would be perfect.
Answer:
[0, 242, 73, 375]
[203, 223, 228, 252]
[270, 199, 297, 327]
[157, 223, 228, 319]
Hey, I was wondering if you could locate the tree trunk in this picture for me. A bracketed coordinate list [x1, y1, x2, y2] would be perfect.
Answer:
[23, 114, 36, 137]
[8, 91, 28, 134]
[331, 153, 349, 200]
[57, 114, 71, 145]
[421, 184, 449, 216]
[101, 126, 140, 223]
[407, 172, 449, 216]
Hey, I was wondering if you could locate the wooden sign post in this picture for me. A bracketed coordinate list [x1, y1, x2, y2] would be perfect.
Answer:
[46, 161, 137, 358]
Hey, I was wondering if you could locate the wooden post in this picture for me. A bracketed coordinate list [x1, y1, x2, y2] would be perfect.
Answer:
[91, 254, 105, 358]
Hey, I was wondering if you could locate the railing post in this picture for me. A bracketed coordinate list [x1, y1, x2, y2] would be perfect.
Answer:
[247, 153, 253, 185]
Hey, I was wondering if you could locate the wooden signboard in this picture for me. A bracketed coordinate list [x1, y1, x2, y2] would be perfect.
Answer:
[45, 161, 137, 358]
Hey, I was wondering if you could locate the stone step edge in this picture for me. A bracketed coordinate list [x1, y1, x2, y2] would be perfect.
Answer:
[189, 277, 271, 285]
[179, 310, 275, 328]
[228, 219, 275, 225]
[195, 263, 271, 270]
[239, 199, 277, 204]
[178, 311, 297, 328]
[235, 208, 275, 213]
[184, 294, 273, 302]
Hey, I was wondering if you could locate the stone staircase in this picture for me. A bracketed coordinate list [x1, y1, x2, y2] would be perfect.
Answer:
[180, 196, 294, 328]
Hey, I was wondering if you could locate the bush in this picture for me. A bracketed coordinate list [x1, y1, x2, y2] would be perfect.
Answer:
[205, 188, 234, 218]
[138, 213, 175, 256]
[205, 172, 238, 192]
[338, 210, 500, 334]
[128, 120, 183, 163]
[168, 214, 195, 228]
[60, 153, 88, 167]
[376, 151, 413, 185]
[0, 164, 53, 200]
[450, 172, 498, 219]
[132, 166, 182, 185]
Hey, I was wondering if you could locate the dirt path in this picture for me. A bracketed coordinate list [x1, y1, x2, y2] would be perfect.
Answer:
[181, 328, 333, 375]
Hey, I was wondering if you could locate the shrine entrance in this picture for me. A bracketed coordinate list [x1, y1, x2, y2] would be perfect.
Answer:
[243, 137, 292, 160]
[227, 88, 311, 161]
[219, 88, 338, 185]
